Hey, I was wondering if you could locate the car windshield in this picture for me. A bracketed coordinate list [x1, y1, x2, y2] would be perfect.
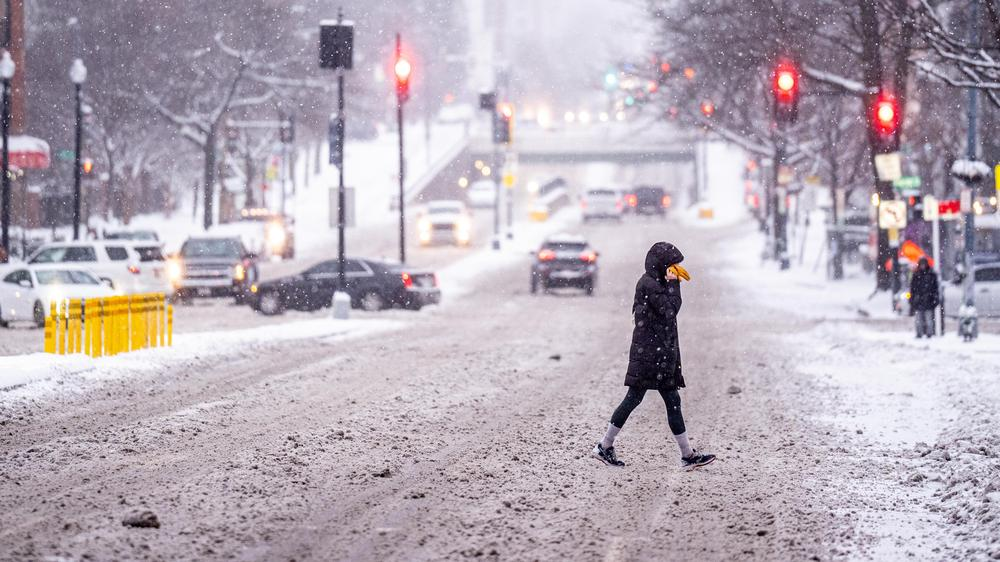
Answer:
[181, 239, 243, 258]
[35, 269, 101, 285]
[635, 187, 664, 197]
[587, 189, 617, 197]
[134, 246, 165, 262]
[544, 242, 588, 252]
[428, 204, 463, 214]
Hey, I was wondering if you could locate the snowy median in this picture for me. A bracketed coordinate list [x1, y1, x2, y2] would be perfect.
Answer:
[0, 318, 403, 394]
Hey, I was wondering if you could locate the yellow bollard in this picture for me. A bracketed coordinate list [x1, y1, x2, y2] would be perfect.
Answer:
[81, 299, 91, 357]
[167, 304, 173, 347]
[109, 296, 120, 356]
[149, 294, 159, 348]
[92, 298, 104, 358]
[70, 300, 83, 354]
[56, 300, 66, 355]
[43, 301, 56, 354]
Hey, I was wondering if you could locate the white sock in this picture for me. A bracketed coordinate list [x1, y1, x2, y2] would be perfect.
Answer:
[674, 432, 694, 458]
[600, 423, 621, 450]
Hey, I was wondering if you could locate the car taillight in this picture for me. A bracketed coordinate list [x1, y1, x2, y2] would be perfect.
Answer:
[537, 249, 556, 261]
[432, 273, 439, 287]
[580, 251, 597, 263]
[401, 272, 413, 288]
[626, 194, 637, 207]
[581, 199, 588, 210]
[662, 195, 672, 208]
[127, 264, 141, 275]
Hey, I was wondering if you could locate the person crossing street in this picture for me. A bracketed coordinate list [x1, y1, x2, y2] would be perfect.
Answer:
[592, 242, 715, 470]
[910, 257, 939, 338]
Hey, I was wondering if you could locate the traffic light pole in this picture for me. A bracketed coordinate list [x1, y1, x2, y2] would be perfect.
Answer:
[772, 133, 789, 269]
[72, 81, 83, 240]
[492, 143, 501, 250]
[397, 90, 406, 264]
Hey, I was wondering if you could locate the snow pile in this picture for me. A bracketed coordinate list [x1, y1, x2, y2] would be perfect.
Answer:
[0, 318, 403, 396]
[677, 141, 748, 229]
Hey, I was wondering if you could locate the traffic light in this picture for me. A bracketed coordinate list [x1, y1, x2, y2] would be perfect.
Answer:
[492, 103, 513, 144]
[657, 61, 671, 85]
[772, 60, 799, 123]
[870, 90, 899, 152]
[81, 158, 93, 174]
[394, 52, 412, 103]
[280, 114, 295, 144]
[700, 100, 715, 117]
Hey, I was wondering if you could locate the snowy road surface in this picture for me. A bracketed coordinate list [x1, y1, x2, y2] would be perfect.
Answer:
[1, 217, 999, 560]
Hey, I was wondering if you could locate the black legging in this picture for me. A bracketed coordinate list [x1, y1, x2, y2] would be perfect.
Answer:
[610, 387, 686, 435]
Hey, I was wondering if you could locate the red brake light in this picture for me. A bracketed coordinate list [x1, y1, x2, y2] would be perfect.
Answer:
[661, 195, 672, 208]
[128, 264, 141, 275]
[626, 194, 637, 207]
[401, 272, 413, 288]
[537, 249, 556, 261]
[580, 251, 597, 263]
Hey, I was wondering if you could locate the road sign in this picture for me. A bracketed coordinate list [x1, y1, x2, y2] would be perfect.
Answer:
[874, 152, 902, 182]
[922, 195, 938, 221]
[938, 199, 961, 220]
[777, 166, 794, 186]
[878, 200, 907, 229]
[56, 149, 75, 162]
[893, 176, 921, 191]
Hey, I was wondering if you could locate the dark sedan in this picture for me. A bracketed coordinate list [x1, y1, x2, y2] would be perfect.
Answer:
[530, 235, 599, 295]
[248, 257, 441, 315]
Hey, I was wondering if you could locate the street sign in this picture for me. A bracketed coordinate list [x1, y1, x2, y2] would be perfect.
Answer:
[922, 195, 938, 221]
[878, 200, 907, 229]
[995, 163, 1000, 195]
[874, 152, 902, 182]
[893, 176, 921, 191]
[938, 199, 961, 220]
[56, 149, 75, 162]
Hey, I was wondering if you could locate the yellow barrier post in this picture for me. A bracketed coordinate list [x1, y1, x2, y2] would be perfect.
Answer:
[149, 295, 159, 348]
[167, 304, 173, 347]
[81, 299, 91, 357]
[92, 298, 104, 358]
[109, 296, 119, 356]
[56, 300, 66, 355]
[70, 300, 83, 354]
[43, 301, 56, 353]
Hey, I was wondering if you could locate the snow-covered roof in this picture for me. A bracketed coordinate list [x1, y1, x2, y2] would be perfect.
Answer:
[546, 232, 587, 244]
[0, 134, 51, 169]
[950, 159, 991, 180]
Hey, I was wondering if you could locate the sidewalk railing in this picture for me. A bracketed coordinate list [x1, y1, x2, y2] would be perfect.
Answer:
[43, 293, 173, 357]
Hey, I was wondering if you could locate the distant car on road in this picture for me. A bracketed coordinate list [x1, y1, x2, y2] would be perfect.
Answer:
[27, 241, 167, 295]
[530, 234, 599, 295]
[248, 257, 440, 315]
[169, 237, 259, 304]
[581, 188, 623, 222]
[467, 179, 498, 209]
[944, 263, 1000, 317]
[0, 265, 114, 328]
[418, 200, 473, 246]
[625, 185, 671, 217]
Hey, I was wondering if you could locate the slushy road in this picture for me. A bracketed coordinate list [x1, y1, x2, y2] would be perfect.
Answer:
[0, 216, 954, 560]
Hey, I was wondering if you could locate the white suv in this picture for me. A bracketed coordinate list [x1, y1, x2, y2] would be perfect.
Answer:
[27, 241, 170, 295]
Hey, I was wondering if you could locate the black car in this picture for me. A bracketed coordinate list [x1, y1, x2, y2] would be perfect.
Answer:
[530, 235, 599, 295]
[626, 185, 671, 216]
[248, 257, 441, 315]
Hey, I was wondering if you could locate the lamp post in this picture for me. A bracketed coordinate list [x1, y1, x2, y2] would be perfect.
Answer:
[70, 58, 87, 240]
[0, 50, 13, 262]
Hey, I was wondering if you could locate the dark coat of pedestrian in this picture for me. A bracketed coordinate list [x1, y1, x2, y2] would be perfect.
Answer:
[624, 242, 685, 390]
[910, 258, 939, 311]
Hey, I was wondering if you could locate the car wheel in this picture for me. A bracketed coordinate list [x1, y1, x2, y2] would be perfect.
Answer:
[33, 300, 46, 328]
[360, 291, 386, 312]
[585, 282, 595, 296]
[0, 304, 7, 328]
[234, 291, 246, 305]
[530, 273, 538, 294]
[258, 290, 284, 316]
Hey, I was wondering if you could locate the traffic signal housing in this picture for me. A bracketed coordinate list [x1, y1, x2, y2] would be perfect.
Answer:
[870, 90, 899, 152]
[394, 53, 412, 103]
[772, 61, 799, 123]
[492, 103, 513, 144]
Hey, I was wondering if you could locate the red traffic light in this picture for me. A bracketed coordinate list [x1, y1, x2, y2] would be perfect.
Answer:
[872, 91, 899, 136]
[773, 62, 799, 102]
[393, 34, 412, 103]
[394, 56, 411, 82]
[498, 102, 514, 119]
[81, 158, 93, 174]
[700, 100, 715, 117]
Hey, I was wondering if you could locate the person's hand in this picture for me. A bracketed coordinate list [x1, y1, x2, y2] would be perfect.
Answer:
[665, 269, 678, 281]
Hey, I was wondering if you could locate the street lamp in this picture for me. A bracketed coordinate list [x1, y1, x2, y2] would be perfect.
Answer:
[0, 50, 14, 262]
[70, 58, 87, 240]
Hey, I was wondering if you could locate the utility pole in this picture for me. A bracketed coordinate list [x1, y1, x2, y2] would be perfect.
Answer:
[320, 11, 353, 319]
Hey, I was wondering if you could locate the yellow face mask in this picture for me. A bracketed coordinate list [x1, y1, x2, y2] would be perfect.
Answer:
[668, 264, 691, 282]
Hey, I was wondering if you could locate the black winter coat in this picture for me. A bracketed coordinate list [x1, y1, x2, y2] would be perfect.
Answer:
[624, 242, 686, 390]
[910, 267, 939, 311]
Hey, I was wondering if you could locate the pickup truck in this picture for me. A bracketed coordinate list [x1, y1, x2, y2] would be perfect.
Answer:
[168, 236, 259, 303]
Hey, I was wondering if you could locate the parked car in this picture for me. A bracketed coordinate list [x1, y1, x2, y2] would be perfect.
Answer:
[625, 185, 671, 216]
[530, 234, 599, 295]
[0, 265, 114, 328]
[169, 237, 259, 303]
[248, 257, 440, 315]
[27, 241, 168, 295]
[581, 188, 623, 222]
[944, 263, 1000, 317]
[417, 200, 473, 246]
[467, 179, 498, 208]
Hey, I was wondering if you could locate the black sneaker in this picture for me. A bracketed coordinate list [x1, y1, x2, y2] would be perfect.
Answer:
[593, 443, 625, 467]
[681, 450, 716, 470]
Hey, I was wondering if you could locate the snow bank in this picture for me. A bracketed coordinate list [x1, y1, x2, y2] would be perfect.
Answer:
[0, 318, 403, 397]
[676, 141, 748, 229]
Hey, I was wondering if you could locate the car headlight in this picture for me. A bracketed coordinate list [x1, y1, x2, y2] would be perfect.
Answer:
[266, 222, 287, 251]
[234, 263, 246, 281]
[166, 259, 183, 283]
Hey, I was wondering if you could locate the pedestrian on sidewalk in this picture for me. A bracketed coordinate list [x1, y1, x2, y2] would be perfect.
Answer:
[592, 242, 716, 470]
[910, 256, 939, 338]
